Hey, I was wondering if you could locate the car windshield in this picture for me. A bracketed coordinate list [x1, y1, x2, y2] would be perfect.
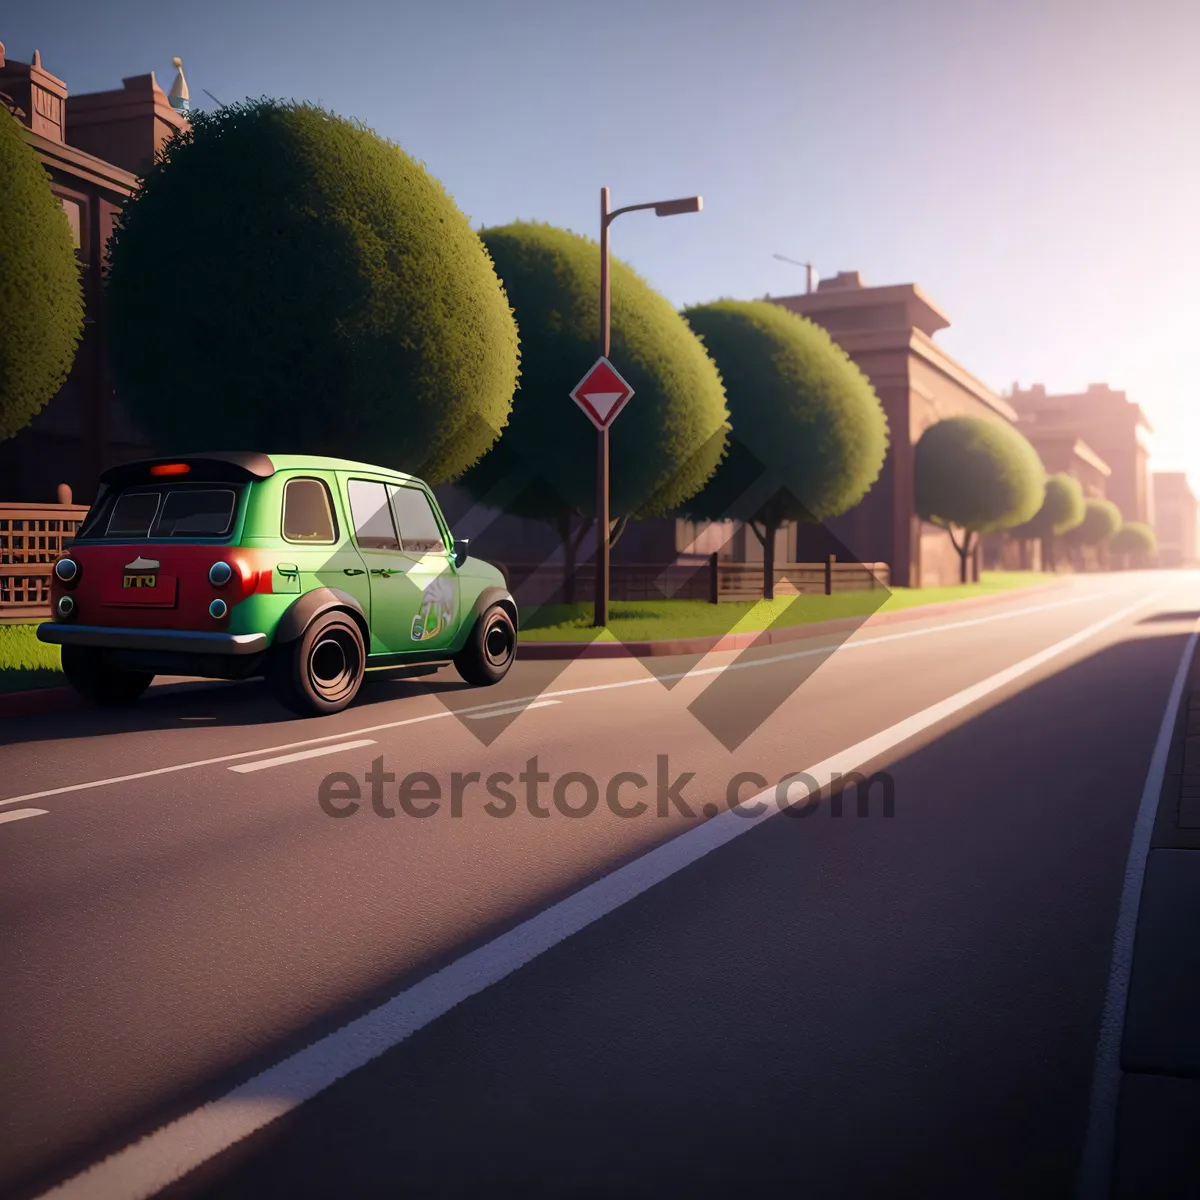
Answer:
[92, 484, 243, 539]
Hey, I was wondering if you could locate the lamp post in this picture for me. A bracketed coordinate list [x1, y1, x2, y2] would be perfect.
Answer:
[772, 252, 818, 294]
[594, 187, 702, 627]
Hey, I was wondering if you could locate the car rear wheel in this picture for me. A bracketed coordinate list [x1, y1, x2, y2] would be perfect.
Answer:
[61, 645, 153, 707]
[454, 603, 517, 686]
[268, 611, 366, 716]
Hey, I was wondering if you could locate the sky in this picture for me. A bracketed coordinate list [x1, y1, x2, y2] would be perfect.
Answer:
[6, 0, 1199, 487]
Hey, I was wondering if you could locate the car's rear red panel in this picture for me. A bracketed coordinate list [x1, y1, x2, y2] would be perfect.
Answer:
[52, 544, 271, 630]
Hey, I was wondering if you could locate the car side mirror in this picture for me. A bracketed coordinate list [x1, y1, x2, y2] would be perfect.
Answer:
[453, 537, 470, 568]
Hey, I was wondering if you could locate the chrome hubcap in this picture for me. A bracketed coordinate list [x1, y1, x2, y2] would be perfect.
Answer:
[308, 630, 360, 700]
[484, 616, 514, 666]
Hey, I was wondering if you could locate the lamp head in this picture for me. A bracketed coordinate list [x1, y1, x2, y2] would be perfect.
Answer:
[654, 196, 703, 217]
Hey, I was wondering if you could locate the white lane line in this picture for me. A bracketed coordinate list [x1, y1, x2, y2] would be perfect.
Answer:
[463, 700, 560, 720]
[0, 584, 1139, 811]
[35, 587, 1162, 1200]
[227, 740, 378, 774]
[1077, 614, 1200, 1199]
[0, 808, 48, 826]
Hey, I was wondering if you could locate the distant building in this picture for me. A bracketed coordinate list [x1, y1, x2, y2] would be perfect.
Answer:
[1019, 429, 1110, 499]
[768, 270, 1021, 587]
[0, 39, 188, 503]
[1008, 383, 1152, 524]
[1153, 473, 1198, 568]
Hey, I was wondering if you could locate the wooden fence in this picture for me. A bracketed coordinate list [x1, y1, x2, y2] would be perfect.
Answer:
[499, 555, 890, 607]
[0, 511, 891, 621]
[0, 504, 90, 623]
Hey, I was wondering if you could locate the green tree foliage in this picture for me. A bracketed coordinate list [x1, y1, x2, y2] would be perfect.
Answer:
[1110, 521, 1156, 566]
[1072, 498, 1122, 547]
[679, 300, 888, 599]
[458, 222, 729, 593]
[0, 110, 83, 443]
[1011, 472, 1085, 570]
[107, 100, 519, 482]
[915, 416, 1044, 583]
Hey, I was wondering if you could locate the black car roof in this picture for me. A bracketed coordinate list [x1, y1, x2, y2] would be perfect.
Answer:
[100, 453, 276, 486]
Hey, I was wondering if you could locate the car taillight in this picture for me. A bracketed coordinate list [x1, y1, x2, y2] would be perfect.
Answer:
[209, 557, 259, 599]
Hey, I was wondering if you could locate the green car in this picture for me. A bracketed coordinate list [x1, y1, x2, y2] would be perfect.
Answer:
[38, 452, 518, 715]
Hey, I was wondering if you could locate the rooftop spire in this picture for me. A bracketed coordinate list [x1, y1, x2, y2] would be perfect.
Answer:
[168, 56, 189, 111]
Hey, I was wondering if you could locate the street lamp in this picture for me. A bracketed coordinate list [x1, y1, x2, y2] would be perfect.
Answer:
[594, 187, 703, 628]
[772, 252, 818, 294]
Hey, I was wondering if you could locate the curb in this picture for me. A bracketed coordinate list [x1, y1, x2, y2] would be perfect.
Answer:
[516, 578, 1073, 660]
[0, 685, 85, 719]
[1, 580, 1071, 715]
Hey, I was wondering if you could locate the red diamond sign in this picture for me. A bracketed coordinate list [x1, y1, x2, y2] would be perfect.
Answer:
[570, 357, 635, 430]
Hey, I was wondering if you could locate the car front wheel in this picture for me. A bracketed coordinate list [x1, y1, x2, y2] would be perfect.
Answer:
[454, 603, 517, 686]
[61, 645, 153, 707]
[268, 611, 366, 716]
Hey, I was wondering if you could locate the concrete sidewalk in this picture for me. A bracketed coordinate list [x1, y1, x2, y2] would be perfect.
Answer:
[1111, 633, 1200, 1197]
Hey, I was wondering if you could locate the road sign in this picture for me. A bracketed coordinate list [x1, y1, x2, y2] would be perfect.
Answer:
[570, 356, 635, 430]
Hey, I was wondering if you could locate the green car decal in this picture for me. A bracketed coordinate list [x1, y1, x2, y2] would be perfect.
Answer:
[411, 573, 457, 642]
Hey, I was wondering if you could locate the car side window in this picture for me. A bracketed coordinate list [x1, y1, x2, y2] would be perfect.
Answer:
[347, 479, 400, 551]
[389, 485, 447, 554]
[282, 478, 338, 544]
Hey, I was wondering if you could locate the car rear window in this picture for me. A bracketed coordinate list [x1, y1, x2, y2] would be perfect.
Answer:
[100, 485, 241, 539]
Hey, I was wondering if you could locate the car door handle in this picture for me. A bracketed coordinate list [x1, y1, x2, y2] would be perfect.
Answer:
[370, 568, 399, 577]
[343, 568, 365, 576]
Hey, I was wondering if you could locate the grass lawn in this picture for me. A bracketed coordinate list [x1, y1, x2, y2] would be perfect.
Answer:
[0, 623, 64, 692]
[519, 570, 1059, 643]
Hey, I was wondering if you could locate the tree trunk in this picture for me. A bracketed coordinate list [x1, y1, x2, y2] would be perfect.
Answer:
[957, 529, 976, 584]
[763, 522, 776, 600]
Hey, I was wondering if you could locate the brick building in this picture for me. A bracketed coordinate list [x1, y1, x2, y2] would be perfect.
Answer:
[0, 39, 188, 504]
[1018, 429, 1110, 499]
[1008, 383, 1152, 525]
[768, 271, 1022, 587]
[1153, 473, 1198, 569]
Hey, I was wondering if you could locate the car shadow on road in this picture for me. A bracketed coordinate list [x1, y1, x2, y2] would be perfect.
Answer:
[0, 671, 481, 750]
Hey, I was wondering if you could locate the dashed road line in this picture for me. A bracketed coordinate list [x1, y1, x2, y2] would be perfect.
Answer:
[227, 739, 378, 774]
[0, 808, 49, 826]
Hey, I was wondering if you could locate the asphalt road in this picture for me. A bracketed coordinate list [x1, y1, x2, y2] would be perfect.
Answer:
[2, 573, 1197, 1199]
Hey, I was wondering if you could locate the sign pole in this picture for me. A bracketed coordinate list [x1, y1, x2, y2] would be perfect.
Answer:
[595, 186, 611, 628]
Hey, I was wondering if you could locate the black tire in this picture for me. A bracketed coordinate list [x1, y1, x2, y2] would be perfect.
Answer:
[267, 610, 366, 716]
[61, 645, 153, 707]
[454, 603, 517, 686]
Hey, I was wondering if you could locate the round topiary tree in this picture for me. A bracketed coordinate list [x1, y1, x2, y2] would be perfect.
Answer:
[1111, 521, 1156, 568]
[679, 300, 888, 599]
[0, 109, 83, 443]
[107, 99, 519, 482]
[1068, 498, 1122, 570]
[458, 222, 729, 599]
[1011, 472, 1085, 570]
[915, 416, 1044, 584]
